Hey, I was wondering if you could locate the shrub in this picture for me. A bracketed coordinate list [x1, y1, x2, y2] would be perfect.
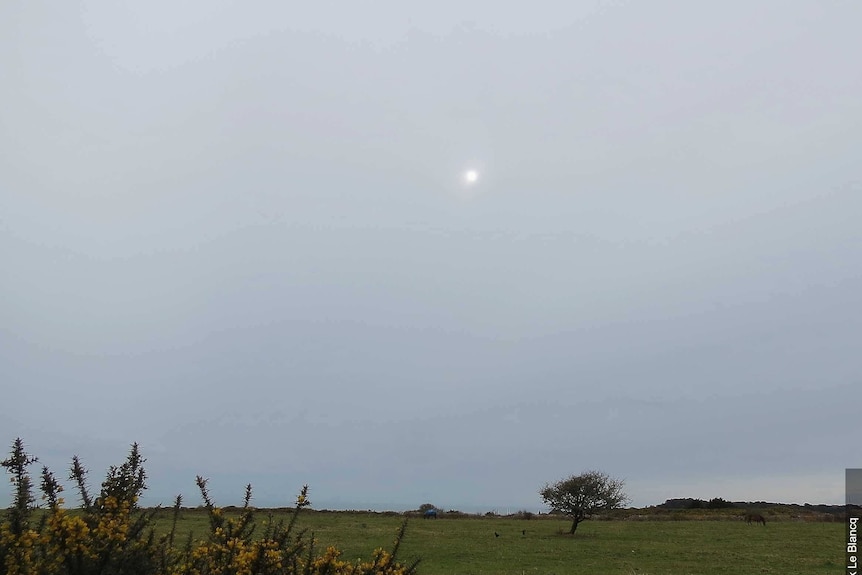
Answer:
[1, 438, 420, 575]
[707, 497, 735, 509]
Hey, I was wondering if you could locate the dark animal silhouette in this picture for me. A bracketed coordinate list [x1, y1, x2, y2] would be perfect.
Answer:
[494, 532, 500, 537]
[423, 509, 437, 519]
[745, 513, 766, 526]
[522, 529, 526, 536]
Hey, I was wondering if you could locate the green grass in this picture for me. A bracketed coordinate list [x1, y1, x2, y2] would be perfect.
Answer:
[150, 510, 843, 575]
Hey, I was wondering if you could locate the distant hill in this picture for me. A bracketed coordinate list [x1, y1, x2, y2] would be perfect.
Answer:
[656, 497, 846, 513]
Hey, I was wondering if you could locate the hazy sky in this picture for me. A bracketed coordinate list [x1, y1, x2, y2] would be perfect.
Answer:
[2, 1, 859, 511]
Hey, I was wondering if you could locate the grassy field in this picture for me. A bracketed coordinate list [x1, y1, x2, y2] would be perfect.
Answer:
[151, 509, 844, 575]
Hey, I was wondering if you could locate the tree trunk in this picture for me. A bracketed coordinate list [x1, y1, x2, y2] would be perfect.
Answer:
[569, 519, 579, 534]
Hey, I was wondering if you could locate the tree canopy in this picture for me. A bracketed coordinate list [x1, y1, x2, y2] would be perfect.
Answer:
[540, 470, 629, 534]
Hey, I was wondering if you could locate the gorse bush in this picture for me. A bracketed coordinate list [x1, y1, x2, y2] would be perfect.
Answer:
[1, 438, 419, 575]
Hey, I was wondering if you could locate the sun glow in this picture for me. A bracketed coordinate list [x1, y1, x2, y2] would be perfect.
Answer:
[454, 165, 485, 201]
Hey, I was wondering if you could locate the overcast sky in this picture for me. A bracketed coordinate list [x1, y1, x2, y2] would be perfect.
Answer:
[1, 1, 859, 511]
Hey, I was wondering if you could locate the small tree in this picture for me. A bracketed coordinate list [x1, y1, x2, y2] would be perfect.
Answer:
[707, 497, 734, 509]
[540, 470, 629, 534]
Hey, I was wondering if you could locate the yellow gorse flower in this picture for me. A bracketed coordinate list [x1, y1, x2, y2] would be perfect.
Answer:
[2, 439, 418, 575]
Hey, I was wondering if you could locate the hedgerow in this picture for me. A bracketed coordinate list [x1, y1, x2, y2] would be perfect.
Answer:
[1, 438, 419, 575]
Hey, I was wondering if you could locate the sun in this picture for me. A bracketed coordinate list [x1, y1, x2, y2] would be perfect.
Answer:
[464, 170, 479, 184]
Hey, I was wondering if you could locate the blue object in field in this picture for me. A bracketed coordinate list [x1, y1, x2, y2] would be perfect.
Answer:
[423, 509, 437, 519]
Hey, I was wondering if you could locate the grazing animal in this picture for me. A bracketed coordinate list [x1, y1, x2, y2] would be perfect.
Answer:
[494, 532, 500, 537]
[423, 509, 437, 519]
[745, 513, 766, 526]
